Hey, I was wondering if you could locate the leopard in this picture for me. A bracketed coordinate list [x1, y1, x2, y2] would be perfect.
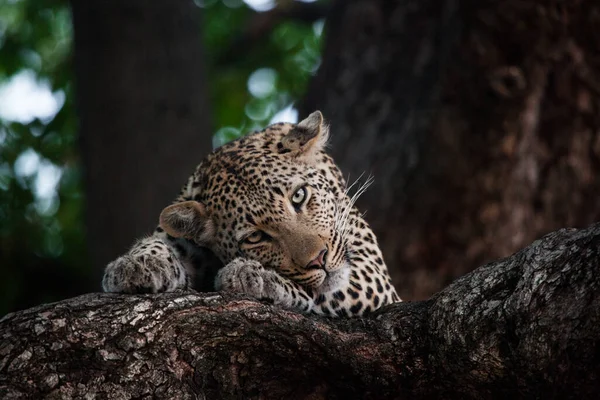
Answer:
[102, 111, 401, 316]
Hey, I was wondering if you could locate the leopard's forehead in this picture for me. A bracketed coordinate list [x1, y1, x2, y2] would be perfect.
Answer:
[205, 122, 295, 171]
[193, 123, 328, 215]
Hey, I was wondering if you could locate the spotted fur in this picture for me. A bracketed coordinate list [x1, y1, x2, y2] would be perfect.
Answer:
[103, 111, 401, 316]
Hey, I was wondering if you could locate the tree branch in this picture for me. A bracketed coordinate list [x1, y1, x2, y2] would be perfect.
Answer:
[1, 224, 600, 398]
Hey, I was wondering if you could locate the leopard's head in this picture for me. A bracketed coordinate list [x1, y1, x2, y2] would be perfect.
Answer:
[160, 111, 358, 290]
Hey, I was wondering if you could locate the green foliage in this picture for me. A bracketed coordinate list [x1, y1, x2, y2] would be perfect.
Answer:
[201, 0, 323, 144]
[0, 0, 87, 315]
[0, 0, 323, 314]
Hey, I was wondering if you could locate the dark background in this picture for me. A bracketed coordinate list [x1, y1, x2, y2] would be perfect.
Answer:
[1, 0, 599, 315]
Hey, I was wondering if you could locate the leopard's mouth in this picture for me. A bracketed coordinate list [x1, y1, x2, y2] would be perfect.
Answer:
[306, 243, 350, 289]
[299, 269, 327, 289]
[288, 242, 349, 289]
[295, 258, 350, 290]
[316, 262, 350, 293]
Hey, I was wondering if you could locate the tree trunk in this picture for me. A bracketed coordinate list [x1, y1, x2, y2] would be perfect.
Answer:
[1, 223, 599, 399]
[71, 0, 213, 276]
[302, 0, 600, 299]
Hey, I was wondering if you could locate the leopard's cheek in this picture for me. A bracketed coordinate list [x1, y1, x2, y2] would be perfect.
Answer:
[210, 242, 233, 264]
[208, 224, 240, 264]
[241, 242, 279, 268]
[251, 243, 294, 276]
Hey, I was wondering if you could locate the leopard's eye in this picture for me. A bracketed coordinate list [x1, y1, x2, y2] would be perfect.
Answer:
[244, 231, 265, 244]
[291, 186, 308, 207]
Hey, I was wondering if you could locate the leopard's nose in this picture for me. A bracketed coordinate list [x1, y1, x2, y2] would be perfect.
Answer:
[305, 248, 327, 270]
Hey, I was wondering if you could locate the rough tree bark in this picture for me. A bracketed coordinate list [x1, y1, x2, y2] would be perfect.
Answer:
[302, 0, 600, 299]
[71, 0, 213, 276]
[2, 223, 599, 399]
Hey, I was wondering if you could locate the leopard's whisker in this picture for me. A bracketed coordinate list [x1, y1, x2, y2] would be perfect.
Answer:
[335, 174, 373, 242]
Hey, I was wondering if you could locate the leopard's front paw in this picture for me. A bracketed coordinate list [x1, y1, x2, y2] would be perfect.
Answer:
[215, 258, 266, 299]
[102, 251, 187, 294]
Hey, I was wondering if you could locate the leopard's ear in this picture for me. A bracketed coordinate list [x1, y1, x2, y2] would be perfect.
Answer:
[279, 110, 329, 160]
[159, 201, 215, 244]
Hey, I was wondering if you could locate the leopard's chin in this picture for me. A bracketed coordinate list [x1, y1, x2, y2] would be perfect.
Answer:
[316, 263, 350, 293]
[304, 270, 327, 289]
[304, 260, 345, 290]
